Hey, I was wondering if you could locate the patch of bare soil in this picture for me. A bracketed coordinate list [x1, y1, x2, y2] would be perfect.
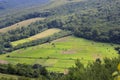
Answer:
[62, 49, 76, 54]
[54, 36, 69, 42]
[64, 69, 69, 75]
[0, 60, 8, 64]
[92, 54, 102, 60]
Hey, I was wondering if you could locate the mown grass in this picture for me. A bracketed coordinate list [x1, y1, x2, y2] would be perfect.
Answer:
[0, 36, 119, 72]
[11, 28, 61, 46]
[0, 18, 45, 33]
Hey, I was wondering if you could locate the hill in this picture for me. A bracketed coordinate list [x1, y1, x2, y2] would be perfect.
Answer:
[11, 28, 61, 46]
[0, 18, 45, 33]
[47, 0, 120, 44]
[0, 0, 119, 55]
[0, 0, 49, 15]
[0, 0, 83, 29]
[0, 0, 120, 79]
[0, 36, 118, 72]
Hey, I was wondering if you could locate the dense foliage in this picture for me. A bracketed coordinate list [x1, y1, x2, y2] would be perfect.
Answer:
[115, 47, 120, 54]
[0, 63, 47, 78]
[62, 57, 120, 80]
[49, 0, 120, 44]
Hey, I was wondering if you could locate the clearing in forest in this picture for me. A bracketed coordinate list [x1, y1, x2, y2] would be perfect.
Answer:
[11, 28, 61, 46]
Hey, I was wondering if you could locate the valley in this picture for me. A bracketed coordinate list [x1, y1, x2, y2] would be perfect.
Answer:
[0, 0, 119, 79]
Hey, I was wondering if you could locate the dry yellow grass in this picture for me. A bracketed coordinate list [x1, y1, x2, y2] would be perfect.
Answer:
[29, 28, 61, 40]
[0, 18, 45, 33]
[11, 28, 61, 46]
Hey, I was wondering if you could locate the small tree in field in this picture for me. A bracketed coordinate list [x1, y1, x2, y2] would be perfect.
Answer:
[112, 63, 120, 80]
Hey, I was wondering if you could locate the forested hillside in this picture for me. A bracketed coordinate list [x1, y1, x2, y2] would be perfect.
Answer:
[0, 0, 119, 54]
[48, 0, 120, 43]
[0, 0, 49, 15]
[0, 0, 120, 79]
[0, 0, 51, 29]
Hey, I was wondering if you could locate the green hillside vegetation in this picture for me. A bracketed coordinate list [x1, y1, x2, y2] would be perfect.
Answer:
[0, 73, 18, 79]
[0, 63, 47, 80]
[0, 36, 118, 72]
[11, 28, 61, 46]
[0, 0, 49, 16]
[44, 0, 83, 9]
[0, 0, 119, 54]
[0, 18, 45, 33]
[0, 0, 119, 79]
[47, 0, 120, 44]
[0, 56, 120, 80]
[0, 0, 83, 29]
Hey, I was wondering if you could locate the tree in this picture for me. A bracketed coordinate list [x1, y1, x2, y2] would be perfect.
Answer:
[115, 47, 120, 54]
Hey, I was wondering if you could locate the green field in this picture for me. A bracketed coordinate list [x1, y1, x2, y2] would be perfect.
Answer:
[0, 36, 119, 72]
[11, 28, 61, 46]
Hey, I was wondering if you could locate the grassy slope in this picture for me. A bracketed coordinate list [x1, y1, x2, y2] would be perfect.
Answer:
[11, 28, 61, 46]
[43, 0, 83, 9]
[0, 36, 119, 72]
[0, 18, 45, 33]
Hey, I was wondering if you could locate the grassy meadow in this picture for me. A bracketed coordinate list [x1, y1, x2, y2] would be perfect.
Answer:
[11, 28, 61, 46]
[0, 18, 45, 33]
[0, 36, 118, 72]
